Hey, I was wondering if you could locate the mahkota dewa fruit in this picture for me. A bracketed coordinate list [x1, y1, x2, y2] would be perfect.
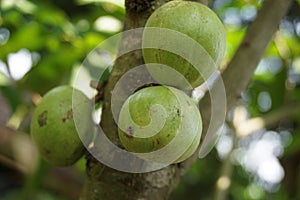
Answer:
[142, 0, 226, 89]
[31, 86, 93, 166]
[118, 86, 202, 163]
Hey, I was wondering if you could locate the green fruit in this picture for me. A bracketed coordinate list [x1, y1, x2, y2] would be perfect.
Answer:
[118, 86, 202, 163]
[142, 0, 226, 88]
[31, 86, 93, 167]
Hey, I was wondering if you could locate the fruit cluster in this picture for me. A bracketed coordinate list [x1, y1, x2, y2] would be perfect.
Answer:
[30, 1, 225, 167]
[118, 1, 225, 163]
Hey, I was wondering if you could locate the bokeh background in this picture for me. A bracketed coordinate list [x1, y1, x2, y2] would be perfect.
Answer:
[1, 0, 300, 199]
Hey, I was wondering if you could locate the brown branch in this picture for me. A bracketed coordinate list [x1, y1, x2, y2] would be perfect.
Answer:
[82, 0, 293, 199]
[194, 0, 293, 167]
[223, 0, 293, 110]
[236, 104, 300, 138]
[0, 125, 26, 174]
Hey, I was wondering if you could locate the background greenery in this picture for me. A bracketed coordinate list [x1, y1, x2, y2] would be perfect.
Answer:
[0, 0, 300, 199]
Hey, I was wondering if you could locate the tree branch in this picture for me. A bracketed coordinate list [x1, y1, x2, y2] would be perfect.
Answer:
[82, 0, 293, 199]
[196, 0, 293, 154]
[236, 104, 300, 138]
[223, 0, 293, 109]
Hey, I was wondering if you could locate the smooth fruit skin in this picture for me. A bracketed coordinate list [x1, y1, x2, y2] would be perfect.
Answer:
[142, 0, 226, 88]
[118, 86, 202, 163]
[31, 86, 93, 167]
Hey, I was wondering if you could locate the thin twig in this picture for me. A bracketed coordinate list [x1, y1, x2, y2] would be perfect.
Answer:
[237, 104, 300, 138]
[0, 154, 27, 174]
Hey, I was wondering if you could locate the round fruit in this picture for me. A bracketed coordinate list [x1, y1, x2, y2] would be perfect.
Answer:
[142, 1, 226, 88]
[118, 86, 202, 163]
[31, 86, 93, 166]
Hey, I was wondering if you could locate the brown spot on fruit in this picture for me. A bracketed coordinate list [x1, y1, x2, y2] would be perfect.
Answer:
[124, 126, 134, 138]
[62, 109, 73, 122]
[156, 138, 161, 145]
[38, 110, 48, 127]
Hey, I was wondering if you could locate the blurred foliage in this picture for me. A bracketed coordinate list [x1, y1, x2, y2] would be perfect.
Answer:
[0, 0, 300, 200]
[0, 0, 124, 199]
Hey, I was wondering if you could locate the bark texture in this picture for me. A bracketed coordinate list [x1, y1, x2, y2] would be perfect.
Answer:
[81, 0, 293, 199]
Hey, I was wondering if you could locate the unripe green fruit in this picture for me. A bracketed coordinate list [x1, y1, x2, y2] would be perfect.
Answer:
[31, 86, 93, 167]
[142, 0, 226, 88]
[118, 86, 202, 163]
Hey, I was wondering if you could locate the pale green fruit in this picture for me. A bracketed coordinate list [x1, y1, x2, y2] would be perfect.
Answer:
[118, 86, 202, 163]
[142, 0, 226, 88]
[31, 86, 93, 167]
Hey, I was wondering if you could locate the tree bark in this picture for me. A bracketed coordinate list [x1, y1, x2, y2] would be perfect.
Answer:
[81, 0, 293, 199]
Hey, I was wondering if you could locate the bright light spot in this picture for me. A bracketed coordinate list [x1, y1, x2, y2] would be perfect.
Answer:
[292, 57, 300, 74]
[233, 106, 248, 127]
[257, 91, 272, 112]
[70, 64, 95, 98]
[242, 132, 282, 172]
[223, 8, 242, 27]
[216, 132, 233, 159]
[255, 57, 282, 75]
[93, 107, 102, 124]
[255, 59, 268, 75]
[16, 0, 37, 13]
[280, 20, 294, 37]
[88, 49, 113, 68]
[2, 0, 16, 9]
[296, 21, 300, 37]
[217, 176, 231, 190]
[31, 52, 41, 66]
[0, 28, 10, 45]
[237, 118, 265, 137]
[213, 0, 232, 9]
[94, 16, 122, 33]
[262, 131, 283, 156]
[243, 140, 273, 172]
[239, 131, 285, 190]
[240, 5, 257, 22]
[7, 49, 32, 80]
[279, 130, 292, 147]
[88, 142, 95, 148]
[288, 60, 300, 85]
[2, 0, 37, 13]
[192, 87, 205, 101]
[267, 57, 282, 74]
[257, 158, 284, 184]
